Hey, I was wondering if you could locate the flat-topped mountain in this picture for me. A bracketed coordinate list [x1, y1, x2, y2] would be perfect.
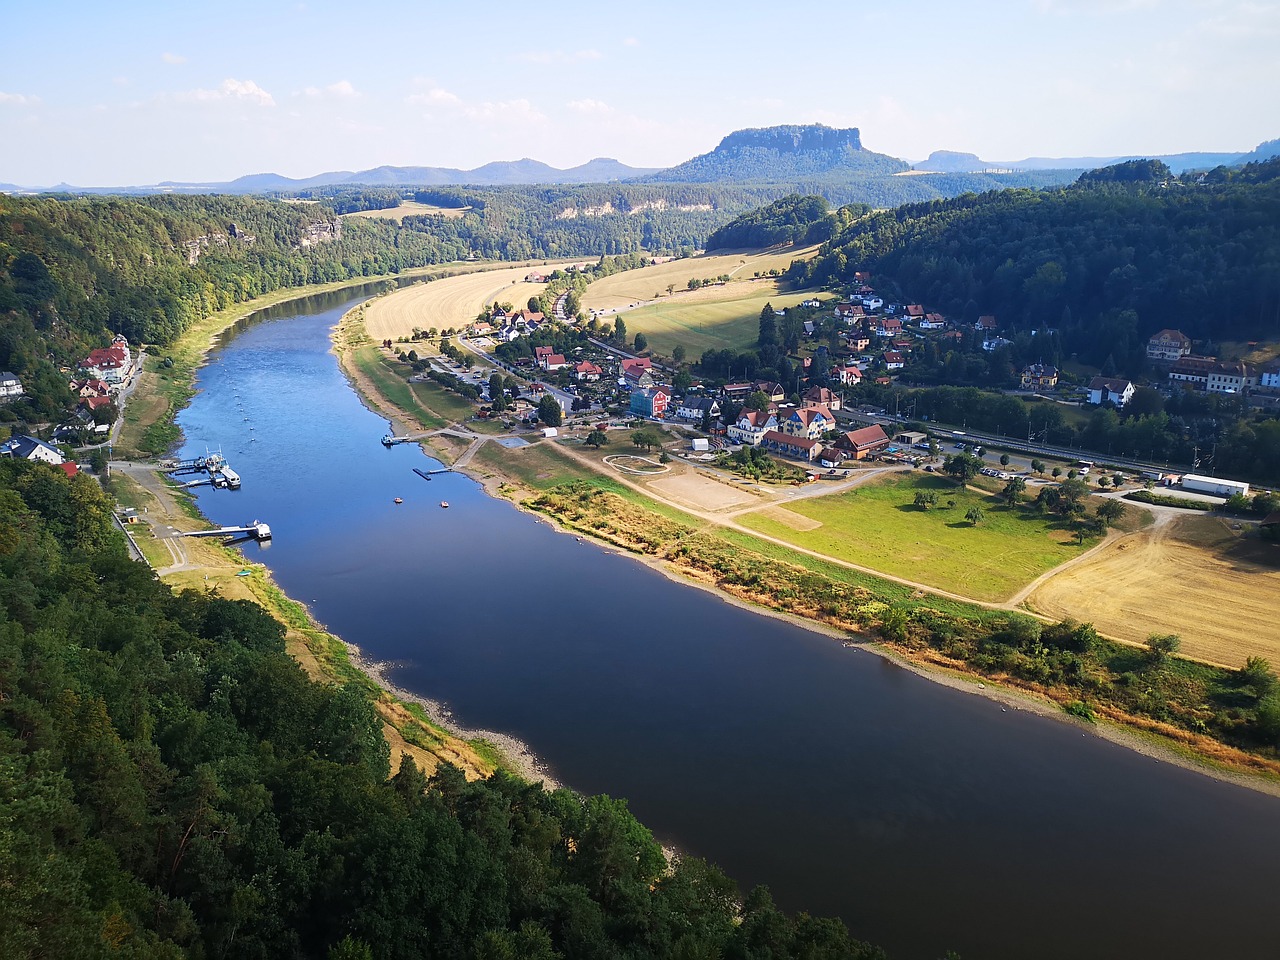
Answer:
[639, 123, 909, 183]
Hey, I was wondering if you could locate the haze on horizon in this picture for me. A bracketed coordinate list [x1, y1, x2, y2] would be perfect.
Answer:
[1, 0, 1275, 187]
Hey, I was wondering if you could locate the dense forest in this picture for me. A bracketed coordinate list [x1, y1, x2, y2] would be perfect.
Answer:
[0, 458, 885, 959]
[786, 158, 1280, 369]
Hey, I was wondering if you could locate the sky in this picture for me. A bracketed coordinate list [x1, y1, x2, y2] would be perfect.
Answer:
[1, 0, 1276, 186]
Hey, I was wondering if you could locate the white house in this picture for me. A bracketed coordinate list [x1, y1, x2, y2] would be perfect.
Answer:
[0, 371, 23, 400]
[1087, 377, 1135, 407]
[0, 435, 66, 465]
[727, 409, 777, 446]
[1261, 360, 1280, 389]
[674, 396, 721, 422]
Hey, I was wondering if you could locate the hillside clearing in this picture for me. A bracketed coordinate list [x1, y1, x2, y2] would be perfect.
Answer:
[341, 201, 471, 222]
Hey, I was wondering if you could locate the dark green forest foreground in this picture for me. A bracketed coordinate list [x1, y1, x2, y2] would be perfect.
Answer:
[0, 459, 884, 960]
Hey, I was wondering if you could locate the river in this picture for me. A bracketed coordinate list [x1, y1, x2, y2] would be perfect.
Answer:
[177, 290, 1280, 960]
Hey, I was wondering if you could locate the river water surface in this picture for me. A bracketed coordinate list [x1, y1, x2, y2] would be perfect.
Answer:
[177, 291, 1280, 960]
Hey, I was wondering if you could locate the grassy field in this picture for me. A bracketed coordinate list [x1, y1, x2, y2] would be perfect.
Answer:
[363, 264, 566, 340]
[341, 201, 471, 222]
[581, 245, 820, 313]
[601, 284, 816, 356]
[734, 473, 1084, 602]
[1026, 512, 1280, 667]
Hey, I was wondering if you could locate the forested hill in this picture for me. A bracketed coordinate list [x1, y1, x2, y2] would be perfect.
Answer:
[787, 158, 1280, 366]
[705, 194, 874, 250]
[0, 458, 886, 959]
[0, 187, 762, 421]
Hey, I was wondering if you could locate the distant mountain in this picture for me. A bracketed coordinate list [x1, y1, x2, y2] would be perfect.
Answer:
[640, 124, 910, 183]
[3, 158, 661, 195]
[1235, 138, 1280, 165]
[912, 151, 989, 173]
[993, 151, 1244, 174]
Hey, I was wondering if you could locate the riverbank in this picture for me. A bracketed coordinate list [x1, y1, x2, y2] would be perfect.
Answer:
[108, 267, 574, 785]
[330, 305, 1280, 795]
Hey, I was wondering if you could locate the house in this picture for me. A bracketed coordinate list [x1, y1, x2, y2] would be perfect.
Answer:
[629, 386, 670, 419]
[876, 317, 903, 338]
[81, 396, 113, 413]
[904, 304, 925, 320]
[835, 364, 862, 386]
[721, 382, 753, 400]
[470, 321, 494, 336]
[750, 381, 787, 402]
[1019, 363, 1059, 390]
[803, 386, 841, 411]
[0, 371, 24, 400]
[975, 315, 998, 332]
[919, 313, 947, 330]
[833, 425, 890, 460]
[0, 435, 66, 465]
[1168, 355, 1217, 389]
[1146, 329, 1192, 362]
[883, 351, 905, 371]
[761, 430, 825, 463]
[1207, 361, 1257, 395]
[834, 302, 865, 323]
[802, 298, 822, 309]
[534, 345, 555, 363]
[541, 353, 569, 372]
[982, 336, 1013, 352]
[779, 404, 835, 440]
[845, 334, 871, 352]
[727, 409, 778, 446]
[622, 357, 653, 373]
[803, 321, 816, 337]
[860, 296, 884, 311]
[622, 364, 654, 390]
[895, 430, 928, 446]
[675, 396, 721, 422]
[1261, 360, 1280, 389]
[574, 360, 603, 382]
[1087, 376, 1135, 407]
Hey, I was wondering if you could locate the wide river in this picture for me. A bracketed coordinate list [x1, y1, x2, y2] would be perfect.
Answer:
[178, 290, 1280, 960]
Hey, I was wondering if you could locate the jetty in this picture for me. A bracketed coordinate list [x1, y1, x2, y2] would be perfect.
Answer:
[413, 467, 452, 481]
[179, 520, 272, 541]
[165, 451, 241, 489]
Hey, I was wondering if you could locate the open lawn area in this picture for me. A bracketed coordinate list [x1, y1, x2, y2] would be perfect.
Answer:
[340, 201, 470, 223]
[734, 473, 1084, 602]
[601, 285, 817, 356]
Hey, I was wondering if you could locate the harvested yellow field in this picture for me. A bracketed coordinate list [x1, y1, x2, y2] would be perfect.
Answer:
[755, 506, 824, 531]
[363, 264, 563, 340]
[1026, 512, 1280, 667]
[645, 473, 761, 511]
[581, 245, 821, 314]
[341, 200, 471, 223]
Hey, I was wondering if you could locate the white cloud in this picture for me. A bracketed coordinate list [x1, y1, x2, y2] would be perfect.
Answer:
[301, 80, 359, 98]
[179, 79, 276, 107]
[0, 91, 39, 105]
[161, 52, 186, 65]
[567, 98, 611, 114]
[623, 37, 640, 47]
[462, 98, 545, 123]
[406, 86, 460, 106]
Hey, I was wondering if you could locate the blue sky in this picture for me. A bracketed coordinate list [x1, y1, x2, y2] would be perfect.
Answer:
[1, 0, 1275, 185]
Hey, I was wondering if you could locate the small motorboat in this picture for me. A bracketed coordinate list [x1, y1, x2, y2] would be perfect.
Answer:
[440, 501, 449, 509]
[394, 498, 403, 504]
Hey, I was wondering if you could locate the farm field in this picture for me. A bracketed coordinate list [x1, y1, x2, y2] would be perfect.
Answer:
[581, 245, 821, 314]
[1026, 512, 1280, 667]
[341, 200, 470, 222]
[734, 473, 1083, 602]
[600, 285, 816, 356]
[363, 263, 566, 340]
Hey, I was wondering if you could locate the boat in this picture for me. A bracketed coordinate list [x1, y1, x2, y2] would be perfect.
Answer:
[440, 501, 449, 509]
[394, 497, 403, 504]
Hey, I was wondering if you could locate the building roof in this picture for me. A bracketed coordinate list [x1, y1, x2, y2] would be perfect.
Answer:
[883, 351, 904, 363]
[1088, 376, 1133, 392]
[738, 409, 773, 427]
[905, 304, 925, 317]
[788, 405, 833, 427]
[574, 360, 602, 374]
[1150, 328, 1191, 344]
[1022, 363, 1058, 377]
[803, 386, 837, 404]
[840, 425, 890, 448]
[0, 435, 66, 463]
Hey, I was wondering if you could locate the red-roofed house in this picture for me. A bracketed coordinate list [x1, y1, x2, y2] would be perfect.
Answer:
[920, 313, 947, 330]
[904, 304, 925, 319]
[1147, 329, 1192, 362]
[574, 360, 603, 381]
[876, 317, 903, 338]
[779, 404, 836, 439]
[629, 386, 670, 419]
[975, 315, 998, 332]
[833, 425, 890, 460]
[883, 351, 905, 370]
[727, 409, 777, 446]
[835, 364, 862, 386]
[835, 302, 865, 323]
[58, 462, 79, 478]
[803, 386, 841, 411]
